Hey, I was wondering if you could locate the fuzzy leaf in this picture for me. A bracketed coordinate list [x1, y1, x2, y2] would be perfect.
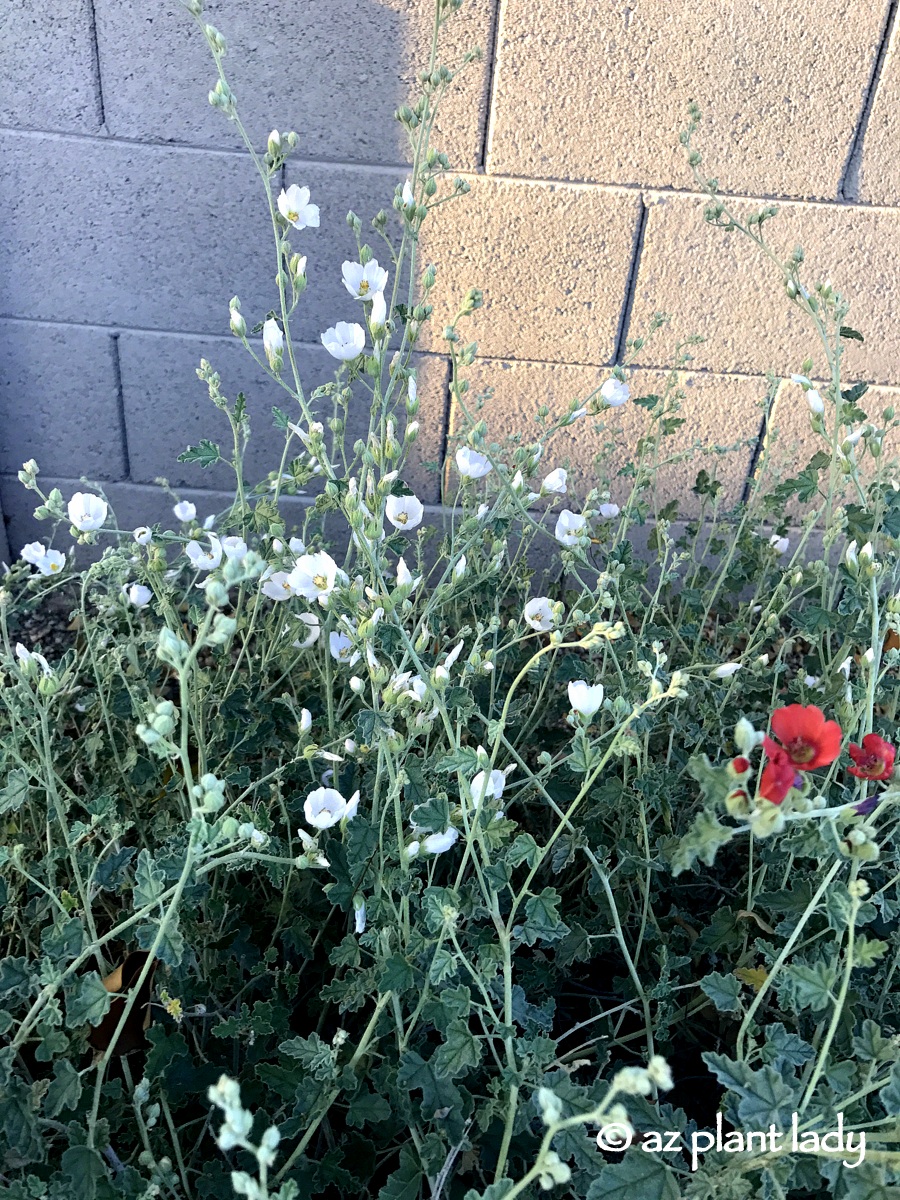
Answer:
[0, 768, 30, 814]
[699, 971, 742, 1014]
[378, 1147, 421, 1200]
[433, 1019, 481, 1079]
[587, 1151, 680, 1200]
[44, 1059, 83, 1118]
[65, 973, 111, 1029]
[670, 809, 734, 875]
[177, 439, 221, 469]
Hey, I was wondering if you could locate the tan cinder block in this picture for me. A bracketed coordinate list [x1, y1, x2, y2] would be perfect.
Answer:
[758, 379, 900, 517]
[858, 24, 900, 204]
[444, 359, 766, 517]
[418, 177, 642, 364]
[486, 0, 889, 199]
[628, 194, 900, 384]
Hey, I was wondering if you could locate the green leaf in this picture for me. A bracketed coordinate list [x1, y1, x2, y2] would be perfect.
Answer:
[703, 1054, 795, 1128]
[507, 833, 541, 868]
[378, 1147, 421, 1200]
[463, 1185, 515, 1200]
[517, 888, 569, 946]
[44, 1059, 82, 1117]
[434, 748, 479, 774]
[587, 1151, 680, 1200]
[785, 960, 837, 1013]
[135, 915, 185, 967]
[133, 849, 165, 910]
[670, 809, 734, 875]
[854, 1020, 899, 1064]
[279, 1032, 336, 1082]
[433, 1019, 481, 1079]
[0, 957, 33, 1002]
[409, 795, 451, 835]
[840, 325, 864, 342]
[699, 971, 742, 1014]
[177, 439, 221, 469]
[879, 1062, 900, 1115]
[347, 1089, 392, 1128]
[378, 955, 415, 994]
[0, 769, 30, 814]
[760, 1023, 814, 1068]
[65, 973, 111, 1029]
[855, 936, 888, 968]
[60, 1145, 107, 1200]
[428, 948, 458, 986]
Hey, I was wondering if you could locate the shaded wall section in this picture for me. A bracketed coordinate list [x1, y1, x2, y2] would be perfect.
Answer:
[1, 0, 899, 560]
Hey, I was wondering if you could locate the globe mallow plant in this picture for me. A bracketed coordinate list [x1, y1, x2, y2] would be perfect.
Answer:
[2, 2, 900, 1198]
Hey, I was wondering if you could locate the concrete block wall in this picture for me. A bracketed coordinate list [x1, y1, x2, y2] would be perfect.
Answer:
[2, 0, 900, 561]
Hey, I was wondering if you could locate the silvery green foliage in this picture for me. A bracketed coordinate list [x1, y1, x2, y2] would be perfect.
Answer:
[2, 3, 900, 1199]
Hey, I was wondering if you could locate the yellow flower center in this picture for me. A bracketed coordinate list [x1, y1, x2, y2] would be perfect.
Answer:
[287, 209, 299, 222]
[50, 562, 61, 572]
[359, 280, 370, 295]
[396, 512, 408, 525]
[313, 574, 328, 590]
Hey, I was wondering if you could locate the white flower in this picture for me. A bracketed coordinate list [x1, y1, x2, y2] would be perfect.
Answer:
[329, 631, 360, 666]
[568, 680, 604, 717]
[289, 536, 306, 555]
[20, 541, 48, 566]
[133, 526, 153, 545]
[344, 790, 361, 820]
[806, 389, 824, 415]
[405, 840, 421, 860]
[221, 536, 248, 561]
[67, 491, 107, 532]
[354, 899, 367, 934]
[185, 534, 223, 571]
[598, 503, 620, 519]
[36, 549, 66, 576]
[290, 551, 339, 603]
[263, 318, 284, 369]
[369, 290, 387, 333]
[456, 447, 492, 479]
[600, 378, 630, 407]
[711, 662, 742, 679]
[647, 1055, 674, 1091]
[173, 501, 196, 523]
[277, 184, 320, 230]
[15, 643, 52, 675]
[342, 259, 388, 300]
[453, 554, 467, 580]
[555, 509, 587, 546]
[396, 557, 422, 591]
[261, 571, 295, 601]
[401, 179, 415, 207]
[476, 503, 490, 520]
[769, 534, 790, 555]
[423, 827, 459, 855]
[321, 321, 365, 361]
[385, 494, 424, 531]
[470, 769, 506, 808]
[541, 468, 567, 495]
[20, 542, 65, 575]
[304, 787, 349, 830]
[124, 583, 152, 608]
[523, 597, 558, 632]
[300, 708, 313, 733]
[292, 612, 321, 648]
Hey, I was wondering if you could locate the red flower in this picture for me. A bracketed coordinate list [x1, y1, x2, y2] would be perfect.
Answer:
[763, 705, 842, 771]
[759, 745, 798, 805]
[848, 733, 896, 781]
